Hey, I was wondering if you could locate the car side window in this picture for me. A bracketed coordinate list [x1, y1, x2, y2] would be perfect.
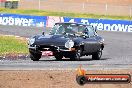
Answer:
[83, 28, 89, 36]
[78, 25, 85, 32]
[87, 26, 95, 37]
[58, 25, 65, 34]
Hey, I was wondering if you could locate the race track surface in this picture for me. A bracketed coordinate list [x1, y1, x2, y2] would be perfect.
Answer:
[0, 25, 132, 70]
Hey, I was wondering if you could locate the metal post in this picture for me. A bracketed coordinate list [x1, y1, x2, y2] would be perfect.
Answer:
[38, 0, 40, 11]
[105, 3, 108, 16]
[130, 6, 132, 18]
[82, 2, 85, 11]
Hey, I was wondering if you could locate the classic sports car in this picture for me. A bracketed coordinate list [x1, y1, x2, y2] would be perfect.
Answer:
[28, 22, 104, 61]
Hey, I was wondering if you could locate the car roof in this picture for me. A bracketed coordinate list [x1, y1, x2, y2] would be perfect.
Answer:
[55, 22, 77, 25]
[55, 22, 91, 26]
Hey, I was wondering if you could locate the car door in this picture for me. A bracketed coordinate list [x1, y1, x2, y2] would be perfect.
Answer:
[83, 26, 100, 53]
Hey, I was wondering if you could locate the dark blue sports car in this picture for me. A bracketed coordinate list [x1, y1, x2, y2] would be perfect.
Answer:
[28, 22, 104, 61]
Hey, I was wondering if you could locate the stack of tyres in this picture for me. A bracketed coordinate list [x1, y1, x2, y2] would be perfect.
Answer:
[5, 1, 12, 8]
[12, 1, 18, 9]
[0, 0, 6, 7]
[0, 2, 4, 7]
[5, 1, 18, 9]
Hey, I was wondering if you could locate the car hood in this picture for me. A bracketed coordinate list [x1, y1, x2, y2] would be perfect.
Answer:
[34, 34, 72, 46]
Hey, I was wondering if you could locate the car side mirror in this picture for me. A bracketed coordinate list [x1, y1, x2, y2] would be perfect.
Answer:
[82, 34, 89, 39]
[95, 29, 97, 33]
[42, 32, 45, 35]
[83, 35, 87, 39]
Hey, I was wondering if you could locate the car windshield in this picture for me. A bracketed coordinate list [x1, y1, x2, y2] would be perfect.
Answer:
[49, 23, 81, 35]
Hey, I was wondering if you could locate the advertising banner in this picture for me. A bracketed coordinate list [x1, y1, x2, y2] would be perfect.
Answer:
[0, 13, 132, 32]
[0, 13, 47, 27]
[6, 0, 20, 1]
[46, 16, 64, 27]
[0, 0, 6, 2]
[63, 17, 132, 32]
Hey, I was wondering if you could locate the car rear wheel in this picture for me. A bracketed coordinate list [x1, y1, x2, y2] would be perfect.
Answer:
[92, 48, 102, 60]
[55, 54, 63, 61]
[30, 52, 41, 61]
[70, 48, 82, 61]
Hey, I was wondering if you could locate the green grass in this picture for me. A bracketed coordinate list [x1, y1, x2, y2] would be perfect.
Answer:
[0, 35, 28, 56]
[0, 8, 131, 20]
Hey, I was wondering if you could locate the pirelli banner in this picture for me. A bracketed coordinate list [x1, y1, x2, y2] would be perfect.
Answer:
[0, 13, 132, 32]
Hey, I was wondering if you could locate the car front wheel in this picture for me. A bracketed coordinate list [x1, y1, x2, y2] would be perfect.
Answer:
[92, 48, 102, 60]
[55, 54, 63, 61]
[30, 52, 41, 61]
[70, 48, 82, 61]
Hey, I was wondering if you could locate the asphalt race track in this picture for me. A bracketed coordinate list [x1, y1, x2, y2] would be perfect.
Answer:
[0, 25, 132, 70]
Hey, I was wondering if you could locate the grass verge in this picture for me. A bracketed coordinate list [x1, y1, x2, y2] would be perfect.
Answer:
[0, 8, 131, 20]
[0, 35, 28, 56]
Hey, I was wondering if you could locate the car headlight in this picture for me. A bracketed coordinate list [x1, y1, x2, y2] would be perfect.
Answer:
[28, 38, 35, 45]
[65, 40, 74, 48]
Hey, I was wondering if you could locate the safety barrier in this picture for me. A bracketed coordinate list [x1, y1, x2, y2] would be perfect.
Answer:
[0, 13, 132, 32]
